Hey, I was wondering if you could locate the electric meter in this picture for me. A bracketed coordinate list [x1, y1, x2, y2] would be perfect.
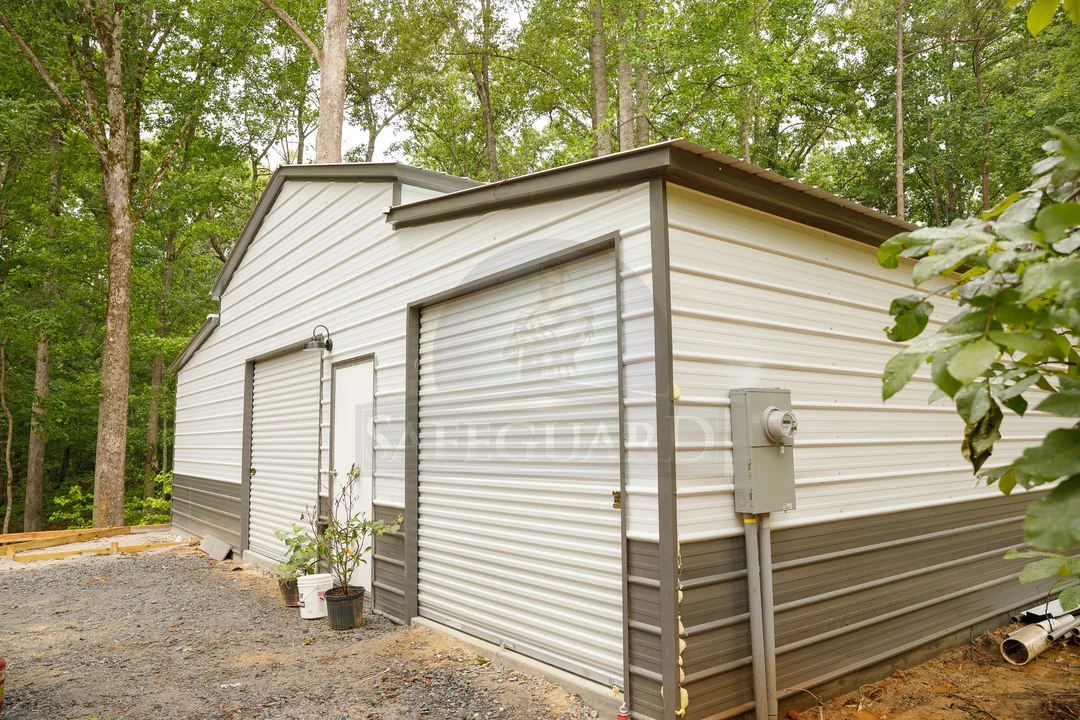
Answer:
[730, 388, 797, 515]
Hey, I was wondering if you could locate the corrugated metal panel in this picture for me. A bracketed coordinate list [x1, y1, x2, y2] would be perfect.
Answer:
[248, 350, 322, 560]
[171, 474, 242, 549]
[678, 493, 1068, 720]
[666, 185, 1066, 542]
[416, 250, 625, 687]
[399, 183, 447, 205]
[172, 180, 657, 537]
[627, 539, 663, 720]
[372, 503, 406, 622]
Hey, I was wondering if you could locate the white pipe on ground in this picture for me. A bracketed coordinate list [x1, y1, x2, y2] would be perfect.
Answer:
[1001, 614, 1075, 664]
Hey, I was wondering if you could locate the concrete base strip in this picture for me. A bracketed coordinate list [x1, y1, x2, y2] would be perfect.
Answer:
[241, 548, 278, 572]
[411, 616, 623, 718]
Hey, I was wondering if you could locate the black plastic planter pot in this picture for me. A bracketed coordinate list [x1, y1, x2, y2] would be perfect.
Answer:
[279, 578, 300, 607]
[325, 585, 365, 630]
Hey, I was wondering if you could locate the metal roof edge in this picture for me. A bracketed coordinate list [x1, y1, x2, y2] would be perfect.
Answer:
[170, 313, 220, 374]
[386, 144, 675, 228]
[210, 163, 480, 300]
[664, 142, 916, 247]
[384, 139, 915, 247]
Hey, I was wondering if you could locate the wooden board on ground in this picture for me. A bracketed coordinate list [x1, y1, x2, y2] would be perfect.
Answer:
[0, 528, 99, 545]
[0, 524, 171, 545]
[130, 524, 171, 534]
[5, 526, 132, 554]
[12, 541, 188, 563]
[199, 534, 232, 561]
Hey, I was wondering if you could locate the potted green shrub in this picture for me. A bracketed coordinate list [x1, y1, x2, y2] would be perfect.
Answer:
[273, 524, 317, 607]
[315, 465, 401, 630]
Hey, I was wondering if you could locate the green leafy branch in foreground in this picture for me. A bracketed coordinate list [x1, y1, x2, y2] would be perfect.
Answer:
[878, 128, 1080, 610]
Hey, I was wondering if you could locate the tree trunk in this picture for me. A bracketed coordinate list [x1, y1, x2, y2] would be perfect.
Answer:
[588, 0, 610, 156]
[972, 39, 991, 210]
[1, 336, 13, 534]
[59, 445, 70, 486]
[365, 130, 377, 163]
[145, 350, 162, 497]
[466, 47, 499, 180]
[23, 337, 51, 530]
[740, 83, 753, 162]
[296, 90, 306, 165]
[927, 117, 942, 226]
[616, 7, 634, 152]
[25, 126, 62, 531]
[315, 0, 348, 164]
[895, 0, 906, 220]
[94, 160, 135, 528]
[91, 9, 135, 529]
[633, 7, 648, 146]
[161, 410, 168, 474]
[479, 54, 499, 180]
[145, 232, 174, 497]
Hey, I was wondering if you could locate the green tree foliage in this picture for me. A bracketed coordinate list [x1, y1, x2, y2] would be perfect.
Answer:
[879, 129, 1080, 608]
[0, 0, 1078, 532]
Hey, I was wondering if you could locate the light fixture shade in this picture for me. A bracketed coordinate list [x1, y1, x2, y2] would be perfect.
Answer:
[304, 325, 333, 352]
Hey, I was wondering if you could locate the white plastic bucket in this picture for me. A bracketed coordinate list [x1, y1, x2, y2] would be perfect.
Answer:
[297, 573, 333, 619]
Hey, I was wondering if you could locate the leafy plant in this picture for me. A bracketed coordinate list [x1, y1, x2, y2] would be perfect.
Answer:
[878, 128, 1080, 609]
[307, 465, 401, 595]
[273, 523, 318, 581]
[47, 481, 95, 529]
[1010, 0, 1080, 35]
[125, 472, 172, 526]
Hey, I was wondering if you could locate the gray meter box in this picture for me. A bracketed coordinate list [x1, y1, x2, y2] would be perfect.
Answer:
[731, 388, 796, 514]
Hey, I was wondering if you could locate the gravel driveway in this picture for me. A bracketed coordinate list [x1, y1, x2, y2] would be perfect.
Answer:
[0, 547, 595, 720]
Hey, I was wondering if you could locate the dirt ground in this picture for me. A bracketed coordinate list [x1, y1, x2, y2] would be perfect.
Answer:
[0, 545, 596, 720]
[803, 628, 1080, 720]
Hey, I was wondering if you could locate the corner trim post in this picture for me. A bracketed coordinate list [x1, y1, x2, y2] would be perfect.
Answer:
[240, 360, 255, 553]
[650, 177, 680, 717]
[404, 305, 421, 621]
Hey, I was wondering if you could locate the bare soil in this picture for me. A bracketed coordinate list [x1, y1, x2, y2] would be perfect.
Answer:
[801, 627, 1080, 719]
[0, 546, 596, 720]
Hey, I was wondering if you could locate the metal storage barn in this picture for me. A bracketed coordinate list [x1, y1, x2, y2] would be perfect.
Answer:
[170, 141, 1062, 720]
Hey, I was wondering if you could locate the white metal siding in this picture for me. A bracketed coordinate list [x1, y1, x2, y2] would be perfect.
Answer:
[248, 350, 322, 560]
[171, 179, 657, 538]
[399, 183, 447, 205]
[417, 250, 625, 686]
[667, 185, 1066, 542]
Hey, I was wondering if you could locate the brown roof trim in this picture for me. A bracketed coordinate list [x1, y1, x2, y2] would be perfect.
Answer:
[385, 139, 915, 246]
[210, 163, 480, 300]
[665, 143, 915, 247]
[386, 145, 673, 229]
[170, 314, 220, 373]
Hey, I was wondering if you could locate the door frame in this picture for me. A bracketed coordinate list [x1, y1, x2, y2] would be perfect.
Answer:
[239, 340, 316, 555]
[403, 231, 628, 691]
[327, 353, 376, 511]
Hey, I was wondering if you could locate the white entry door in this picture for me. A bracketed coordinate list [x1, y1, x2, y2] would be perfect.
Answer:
[331, 358, 375, 591]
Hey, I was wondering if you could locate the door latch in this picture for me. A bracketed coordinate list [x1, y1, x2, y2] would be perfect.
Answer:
[612, 490, 622, 509]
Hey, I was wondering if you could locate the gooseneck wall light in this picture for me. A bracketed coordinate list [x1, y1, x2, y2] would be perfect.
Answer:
[304, 324, 333, 352]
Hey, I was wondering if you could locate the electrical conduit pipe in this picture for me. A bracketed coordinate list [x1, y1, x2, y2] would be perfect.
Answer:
[759, 514, 779, 720]
[743, 516, 769, 720]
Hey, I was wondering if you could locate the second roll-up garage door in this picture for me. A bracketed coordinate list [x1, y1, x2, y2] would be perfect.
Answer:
[417, 249, 624, 687]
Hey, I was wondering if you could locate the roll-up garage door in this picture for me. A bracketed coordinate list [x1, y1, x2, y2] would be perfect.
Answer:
[417, 250, 624, 687]
[248, 350, 321, 561]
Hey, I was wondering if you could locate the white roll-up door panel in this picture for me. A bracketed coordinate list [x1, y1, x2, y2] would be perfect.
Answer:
[249, 350, 321, 561]
[417, 250, 624, 686]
